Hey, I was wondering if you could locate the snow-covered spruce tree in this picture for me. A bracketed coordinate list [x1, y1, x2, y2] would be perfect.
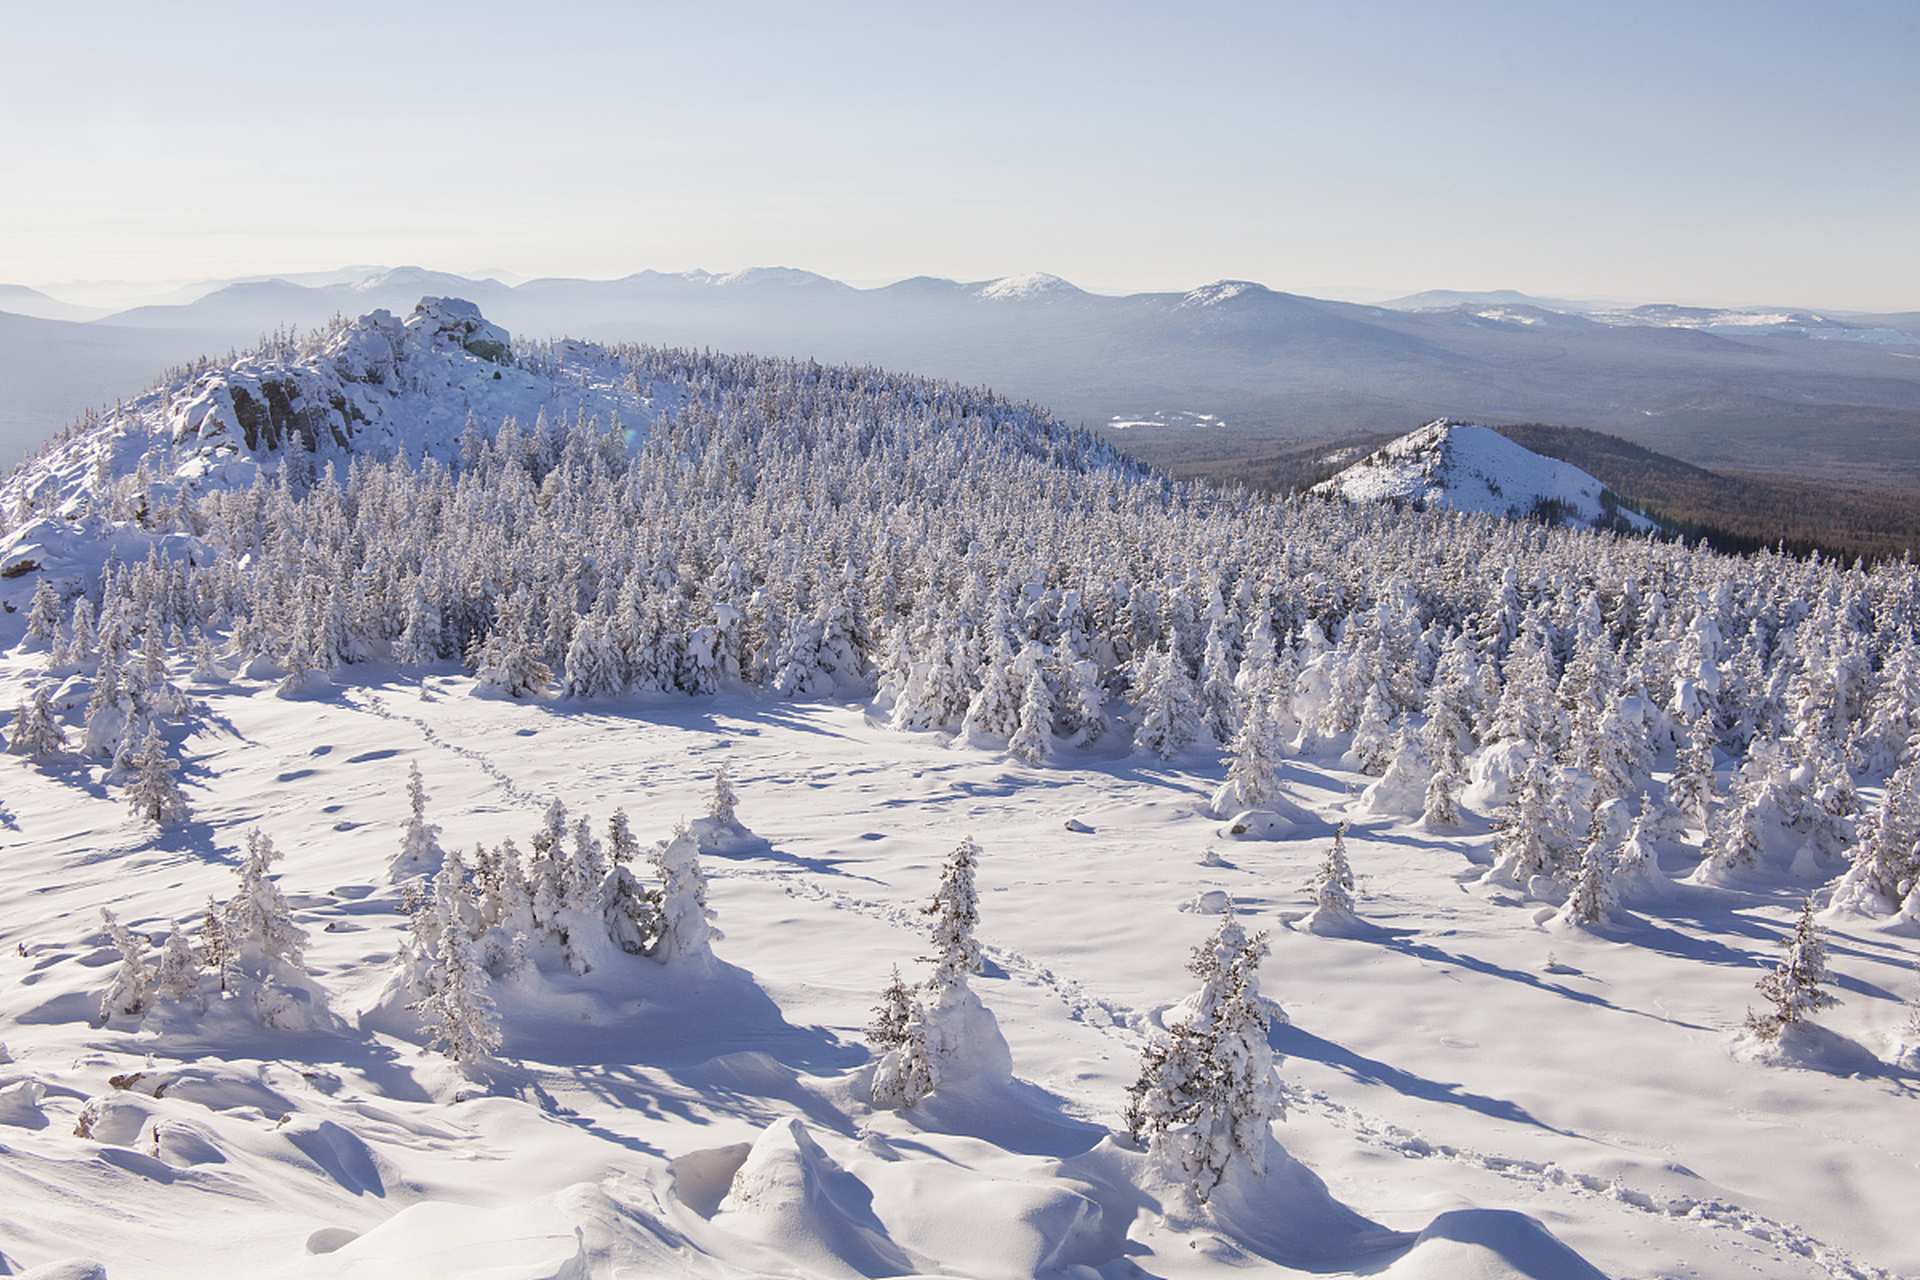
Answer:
[189, 629, 222, 684]
[1830, 759, 1919, 916]
[469, 591, 551, 699]
[1007, 646, 1055, 766]
[1557, 806, 1620, 926]
[960, 619, 1023, 746]
[152, 920, 202, 1002]
[9, 686, 68, 760]
[1346, 686, 1395, 776]
[1133, 637, 1203, 761]
[922, 835, 984, 999]
[1213, 692, 1281, 816]
[1197, 617, 1239, 747]
[1422, 767, 1462, 830]
[407, 850, 501, 1064]
[223, 827, 309, 975]
[1745, 897, 1839, 1042]
[1698, 772, 1769, 879]
[199, 893, 233, 991]
[873, 835, 1007, 1104]
[1126, 909, 1286, 1202]
[1305, 823, 1357, 920]
[82, 659, 137, 761]
[390, 761, 445, 881]
[23, 576, 61, 650]
[599, 809, 664, 956]
[653, 823, 718, 964]
[868, 964, 938, 1109]
[707, 762, 739, 826]
[1485, 756, 1566, 888]
[1611, 798, 1668, 900]
[123, 725, 189, 826]
[526, 797, 571, 934]
[98, 908, 151, 1024]
[1670, 708, 1719, 830]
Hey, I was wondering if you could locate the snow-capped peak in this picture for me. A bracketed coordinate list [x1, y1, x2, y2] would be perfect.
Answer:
[974, 272, 1082, 301]
[1311, 420, 1654, 533]
[1178, 280, 1270, 308]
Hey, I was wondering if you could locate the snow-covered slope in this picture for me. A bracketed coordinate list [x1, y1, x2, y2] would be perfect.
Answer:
[1, 298, 661, 574]
[1312, 420, 1656, 532]
[3, 304, 1918, 1280]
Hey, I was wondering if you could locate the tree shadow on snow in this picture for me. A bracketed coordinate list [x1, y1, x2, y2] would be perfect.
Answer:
[496, 957, 865, 1079]
[1275, 1023, 1578, 1138]
[1377, 934, 1712, 1032]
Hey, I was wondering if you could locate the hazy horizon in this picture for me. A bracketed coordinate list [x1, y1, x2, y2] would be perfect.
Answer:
[6, 262, 1908, 320]
[4, 2, 1914, 313]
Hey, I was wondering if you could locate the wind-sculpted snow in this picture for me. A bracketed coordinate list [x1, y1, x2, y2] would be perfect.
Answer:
[1, 301, 1919, 1278]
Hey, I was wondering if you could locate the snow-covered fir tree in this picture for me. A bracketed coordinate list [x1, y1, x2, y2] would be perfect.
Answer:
[1745, 897, 1839, 1042]
[1133, 637, 1203, 761]
[406, 849, 502, 1064]
[1007, 645, 1055, 766]
[390, 761, 445, 880]
[222, 827, 309, 976]
[1346, 686, 1395, 776]
[1670, 708, 1718, 830]
[653, 824, 718, 964]
[9, 686, 68, 760]
[152, 920, 202, 1002]
[1126, 908, 1286, 1202]
[98, 908, 150, 1023]
[1829, 758, 1920, 917]
[707, 762, 739, 826]
[1557, 805, 1621, 926]
[868, 964, 938, 1109]
[871, 835, 1006, 1105]
[1212, 692, 1281, 816]
[1486, 757, 1567, 888]
[923, 835, 984, 1000]
[122, 725, 189, 826]
[1303, 823, 1357, 926]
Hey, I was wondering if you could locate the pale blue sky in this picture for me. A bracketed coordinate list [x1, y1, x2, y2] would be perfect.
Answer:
[3, 0, 1914, 309]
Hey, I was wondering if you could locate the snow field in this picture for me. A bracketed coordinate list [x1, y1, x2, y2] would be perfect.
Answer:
[1, 663, 1915, 1279]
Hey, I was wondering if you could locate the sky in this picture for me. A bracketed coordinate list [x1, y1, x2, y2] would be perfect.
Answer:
[2, 0, 1915, 311]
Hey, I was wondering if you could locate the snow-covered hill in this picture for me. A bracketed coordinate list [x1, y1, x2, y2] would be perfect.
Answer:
[2, 303, 1918, 1280]
[1312, 420, 1656, 532]
[3, 297, 657, 531]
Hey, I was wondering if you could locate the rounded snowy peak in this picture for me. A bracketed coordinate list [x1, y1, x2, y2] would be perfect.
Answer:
[974, 273, 1084, 301]
[1178, 280, 1273, 308]
[708, 267, 847, 290]
[1312, 420, 1654, 533]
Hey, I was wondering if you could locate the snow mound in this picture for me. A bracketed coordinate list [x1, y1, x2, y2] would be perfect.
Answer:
[1218, 795, 1325, 840]
[1731, 1020, 1884, 1076]
[712, 1117, 917, 1275]
[1312, 420, 1654, 533]
[1378, 1208, 1609, 1279]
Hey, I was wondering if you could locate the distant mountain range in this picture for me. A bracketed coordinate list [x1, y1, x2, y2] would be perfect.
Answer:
[3, 266, 1917, 486]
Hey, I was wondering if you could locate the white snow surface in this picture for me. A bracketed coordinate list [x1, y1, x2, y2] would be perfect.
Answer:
[0, 667, 1916, 1279]
[1312, 421, 1655, 533]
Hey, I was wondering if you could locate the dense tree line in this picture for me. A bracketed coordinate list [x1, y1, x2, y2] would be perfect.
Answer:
[7, 314, 1920, 934]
